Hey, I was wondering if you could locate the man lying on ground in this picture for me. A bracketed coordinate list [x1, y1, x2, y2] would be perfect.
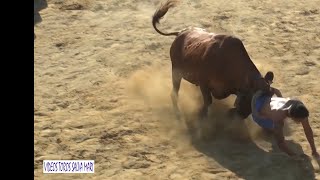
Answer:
[251, 89, 320, 160]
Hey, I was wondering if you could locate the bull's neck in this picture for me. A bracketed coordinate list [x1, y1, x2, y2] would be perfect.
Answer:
[252, 72, 263, 80]
[248, 62, 263, 79]
[240, 54, 264, 93]
[246, 69, 264, 92]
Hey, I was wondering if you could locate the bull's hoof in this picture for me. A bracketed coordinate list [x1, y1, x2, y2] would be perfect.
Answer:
[227, 108, 239, 118]
[172, 105, 181, 120]
[227, 108, 247, 120]
[238, 113, 249, 119]
[227, 108, 237, 117]
[174, 111, 181, 120]
[199, 108, 208, 120]
[194, 119, 212, 141]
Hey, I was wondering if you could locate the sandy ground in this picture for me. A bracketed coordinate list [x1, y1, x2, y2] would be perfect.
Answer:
[34, 0, 320, 179]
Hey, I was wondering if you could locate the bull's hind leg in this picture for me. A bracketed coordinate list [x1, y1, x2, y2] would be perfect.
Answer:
[171, 69, 182, 119]
[199, 85, 212, 119]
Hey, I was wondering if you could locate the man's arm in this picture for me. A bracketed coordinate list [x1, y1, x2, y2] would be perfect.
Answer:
[273, 122, 296, 156]
[272, 87, 283, 97]
[301, 119, 320, 158]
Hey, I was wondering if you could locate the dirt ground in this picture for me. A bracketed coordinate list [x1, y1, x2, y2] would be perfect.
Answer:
[34, 0, 320, 179]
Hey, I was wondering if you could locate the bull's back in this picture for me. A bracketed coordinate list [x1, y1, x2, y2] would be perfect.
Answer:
[170, 29, 232, 83]
[170, 29, 216, 85]
[170, 28, 253, 94]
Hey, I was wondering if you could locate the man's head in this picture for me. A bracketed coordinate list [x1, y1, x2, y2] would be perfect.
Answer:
[289, 101, 309, 123]
[264, 71, 274, 84]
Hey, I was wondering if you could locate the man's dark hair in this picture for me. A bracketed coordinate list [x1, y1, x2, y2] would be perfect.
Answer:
[289, 101, 309, 119]
[264, 71, 274, 82]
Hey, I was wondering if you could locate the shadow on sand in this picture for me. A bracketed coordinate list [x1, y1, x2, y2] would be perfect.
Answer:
[183, 103, 316, 180]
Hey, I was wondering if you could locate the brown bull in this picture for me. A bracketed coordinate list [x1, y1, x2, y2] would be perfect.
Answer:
[152, 0, 269, 119]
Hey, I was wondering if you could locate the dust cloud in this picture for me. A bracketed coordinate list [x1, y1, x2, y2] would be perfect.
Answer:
[126, 65, 266, 143]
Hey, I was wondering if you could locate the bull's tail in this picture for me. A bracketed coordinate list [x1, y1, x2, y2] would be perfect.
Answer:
[152, 0, 180, 36]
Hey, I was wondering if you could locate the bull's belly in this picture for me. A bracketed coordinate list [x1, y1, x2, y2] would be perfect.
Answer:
[182, 75, 233, 98]
[181, 71, 201, 86]
[181, 71, 235, 98]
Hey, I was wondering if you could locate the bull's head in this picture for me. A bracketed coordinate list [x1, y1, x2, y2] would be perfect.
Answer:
[235, 93, 253, 119]
[252, 77, 270, 93]
[236, 74, 270, 119]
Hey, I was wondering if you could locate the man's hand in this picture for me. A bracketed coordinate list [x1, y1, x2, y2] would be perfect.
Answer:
[301, 119, 319, 161]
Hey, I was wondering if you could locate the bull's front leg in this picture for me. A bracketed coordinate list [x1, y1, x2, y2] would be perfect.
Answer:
[228, 93, 251, 120]
[171, 68, 182, 120]
[195, 84, 213, 140]
[227, 94, 241, 118]
[199, 85, 212, 119]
